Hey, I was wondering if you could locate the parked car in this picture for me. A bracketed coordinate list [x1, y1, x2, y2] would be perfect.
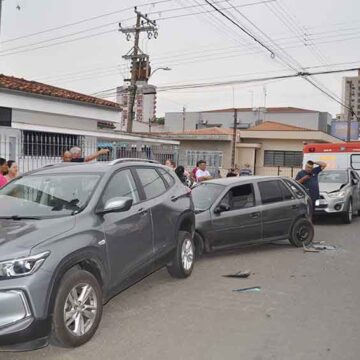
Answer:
[191, 176, 313, 255]
[315, 169, 360, 224]
[0, 159, 195, 350]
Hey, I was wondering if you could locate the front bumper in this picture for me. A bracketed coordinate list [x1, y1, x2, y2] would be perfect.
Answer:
[314, 195, 347, 214]
[0, 269, 53, 348]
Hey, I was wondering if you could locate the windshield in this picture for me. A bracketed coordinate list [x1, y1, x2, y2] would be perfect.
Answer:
[318, 171, 348, 184]
[0, 173, 101, 218]
[192, 183, 225, 211]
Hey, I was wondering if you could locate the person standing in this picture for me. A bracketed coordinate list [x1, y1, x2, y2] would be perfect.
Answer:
[5, 161, 18, 182]
[195, 160, 213, 183]
[0, 158, 9, 188]
[239, 163, 253, 176]
[226, 168, 238, 177]
[70, 147, 109, 162]
[165, 159, 176, 170]
[295, 160, 327, 207]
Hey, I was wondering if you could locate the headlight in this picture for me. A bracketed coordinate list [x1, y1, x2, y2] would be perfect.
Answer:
[328, 190, 348, 199]
[0, 252, 50, 279]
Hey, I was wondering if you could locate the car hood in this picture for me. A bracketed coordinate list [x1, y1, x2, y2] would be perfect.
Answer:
[319, 183, 347, 194]
[0, 217, 76, 260]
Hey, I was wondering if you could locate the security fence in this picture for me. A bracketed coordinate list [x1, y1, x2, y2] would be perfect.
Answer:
[0, 129, 179, 173]
[254, 166, 302, 178]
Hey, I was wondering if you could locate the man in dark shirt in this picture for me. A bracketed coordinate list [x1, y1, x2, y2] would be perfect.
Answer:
[69, 147, 109, 162]
[295, 160, 327, 207]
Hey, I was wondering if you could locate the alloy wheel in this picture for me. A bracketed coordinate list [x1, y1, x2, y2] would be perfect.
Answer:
[64, 283, 98, 337]
[181, 238, 194, 271]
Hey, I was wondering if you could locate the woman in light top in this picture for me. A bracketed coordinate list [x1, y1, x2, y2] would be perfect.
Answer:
[5, 160, 19, 182]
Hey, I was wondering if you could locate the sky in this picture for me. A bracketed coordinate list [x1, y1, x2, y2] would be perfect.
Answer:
[1, 0, 360, 117]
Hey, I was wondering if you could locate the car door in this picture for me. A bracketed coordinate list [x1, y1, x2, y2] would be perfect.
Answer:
[210, 183, 262, 248]
[99, 168, 154, 290]
[350, 170, 360, 210]
[257, 179, 299, 241]
[134, 167, 176, 260]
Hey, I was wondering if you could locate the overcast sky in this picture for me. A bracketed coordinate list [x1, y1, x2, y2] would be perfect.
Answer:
[1, 0, 359, 117]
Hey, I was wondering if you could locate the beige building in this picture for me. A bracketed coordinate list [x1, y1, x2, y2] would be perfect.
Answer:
[152, 121, 341, 177]
[341, 69, 360, 120]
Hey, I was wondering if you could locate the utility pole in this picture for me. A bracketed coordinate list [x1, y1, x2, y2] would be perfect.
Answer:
[347, 80, 353, 142]
[0, 0, 3, 36]
[231, 108, 238, 167]
[119, 7, 158, 133]
[182, 106, 186, 132]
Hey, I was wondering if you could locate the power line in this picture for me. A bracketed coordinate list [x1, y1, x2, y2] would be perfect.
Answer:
[203, 0, 275, 58]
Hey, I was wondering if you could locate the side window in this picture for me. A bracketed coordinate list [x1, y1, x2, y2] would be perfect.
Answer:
[278, 180, 295, 200]
[137, 168, 167, 199]
[220, 184, 255, 210]
[351, 154, 360, 170]
[283, 179, 306, 199]
[101, 169, 140, 206]
[258, 180, 283, 204]
[158, 168, 175, 187]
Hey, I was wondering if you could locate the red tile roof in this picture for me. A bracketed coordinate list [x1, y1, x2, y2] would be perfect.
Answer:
[0, 74, 120, 110]
[246, 121, 311, 131]
[202, 107, 318, 113]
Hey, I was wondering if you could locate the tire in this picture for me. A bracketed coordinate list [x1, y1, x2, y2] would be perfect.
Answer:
[193, 232, 205, 258]
[52, 268, 103, 348]
[342, 199, 353, 224]
[167, 231, 195, 278]
[289, 218, 314, 247]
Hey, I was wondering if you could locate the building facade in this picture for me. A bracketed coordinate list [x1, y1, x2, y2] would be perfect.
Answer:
[164, 107, 332, 133]
[341, 69, 360, 121]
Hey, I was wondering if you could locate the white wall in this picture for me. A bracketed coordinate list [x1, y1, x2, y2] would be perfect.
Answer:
[0, 91, 121, 124]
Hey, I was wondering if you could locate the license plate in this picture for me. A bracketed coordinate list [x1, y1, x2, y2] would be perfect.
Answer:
[315, 199, 327, 206]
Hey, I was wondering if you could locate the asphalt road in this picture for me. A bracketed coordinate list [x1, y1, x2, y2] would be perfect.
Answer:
[4, 216, 360, 360]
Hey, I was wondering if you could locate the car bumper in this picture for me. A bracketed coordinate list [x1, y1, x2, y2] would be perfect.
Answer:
[314, 196, 347, 214]
[0, 269, 53, 349]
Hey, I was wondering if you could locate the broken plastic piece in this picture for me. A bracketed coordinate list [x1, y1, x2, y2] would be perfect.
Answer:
[303, 246, 320, 253]
[312, 244, 336, 250]
[232, 286, 261, 293]
[223, 270, 250, 279]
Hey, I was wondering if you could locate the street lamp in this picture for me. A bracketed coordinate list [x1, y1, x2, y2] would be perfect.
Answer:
[150, 67, 171, 77]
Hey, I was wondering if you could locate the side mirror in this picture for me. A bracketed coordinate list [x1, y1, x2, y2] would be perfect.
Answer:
[98, 197, 133, 215]
[214, 204, 231, 214]
[352, 178, 359, 186]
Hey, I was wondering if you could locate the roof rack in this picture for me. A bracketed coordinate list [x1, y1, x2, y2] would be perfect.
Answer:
[108, 158, 160, 166]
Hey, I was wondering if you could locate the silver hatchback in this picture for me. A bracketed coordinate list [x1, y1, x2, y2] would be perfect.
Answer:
[315, 169, 360, 223]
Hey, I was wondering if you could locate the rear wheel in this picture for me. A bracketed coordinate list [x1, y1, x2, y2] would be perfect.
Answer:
[289, 218, 314, 247]
[167, 231, 195, 278]
[342, 200, 353, 224]
[52, 269, 103, 348]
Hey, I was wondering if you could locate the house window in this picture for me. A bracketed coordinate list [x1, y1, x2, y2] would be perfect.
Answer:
[264, 150, 303, 167]
[0, 107, 12, 127]
[22, 131, 81, 157]
[186, 150, 223, 168]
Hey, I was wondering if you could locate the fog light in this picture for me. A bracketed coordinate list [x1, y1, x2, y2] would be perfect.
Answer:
[334, 204, 342, 211]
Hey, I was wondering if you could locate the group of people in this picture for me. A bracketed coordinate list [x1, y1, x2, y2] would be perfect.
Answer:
[226, 163, 253, 177]
[0, 158, 18, 189]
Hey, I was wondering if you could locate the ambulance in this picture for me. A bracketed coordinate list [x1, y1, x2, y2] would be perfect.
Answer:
[303, 142, 360, 174]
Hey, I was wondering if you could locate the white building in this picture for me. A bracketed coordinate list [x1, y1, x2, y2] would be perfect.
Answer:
[164, 107, 333, 133]
[341, 69, 360, 121]
[117, 81, 157, 132]
[0, 74, 178, 172]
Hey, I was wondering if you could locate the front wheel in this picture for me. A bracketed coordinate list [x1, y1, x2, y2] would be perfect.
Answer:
[289, 218, 314, 247]
[342, 200, 353, 224]
[52, 268, 103, 348]
[167, 231, 195, 278]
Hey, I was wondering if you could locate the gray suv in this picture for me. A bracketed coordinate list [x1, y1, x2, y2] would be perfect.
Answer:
[0, 160, 195, 350]
[191, 176, 313, 255]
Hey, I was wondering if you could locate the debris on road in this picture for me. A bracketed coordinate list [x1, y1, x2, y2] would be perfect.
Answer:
[233, 286, 261, 293]
[223, 270, 251, 278]
[303, 242, 337, 253]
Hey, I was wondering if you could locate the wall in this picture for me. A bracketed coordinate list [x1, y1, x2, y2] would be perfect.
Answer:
[12, 109, 99, 131]
[236, 147, 256, 172]
[0, 90, 121, 124]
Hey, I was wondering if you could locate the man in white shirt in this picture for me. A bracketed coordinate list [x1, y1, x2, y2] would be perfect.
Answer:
[195, 160, 213, 183]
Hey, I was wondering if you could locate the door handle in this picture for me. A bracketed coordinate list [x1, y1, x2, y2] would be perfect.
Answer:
[138, 208, 148, 215]
[250, 212, 260, 219]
